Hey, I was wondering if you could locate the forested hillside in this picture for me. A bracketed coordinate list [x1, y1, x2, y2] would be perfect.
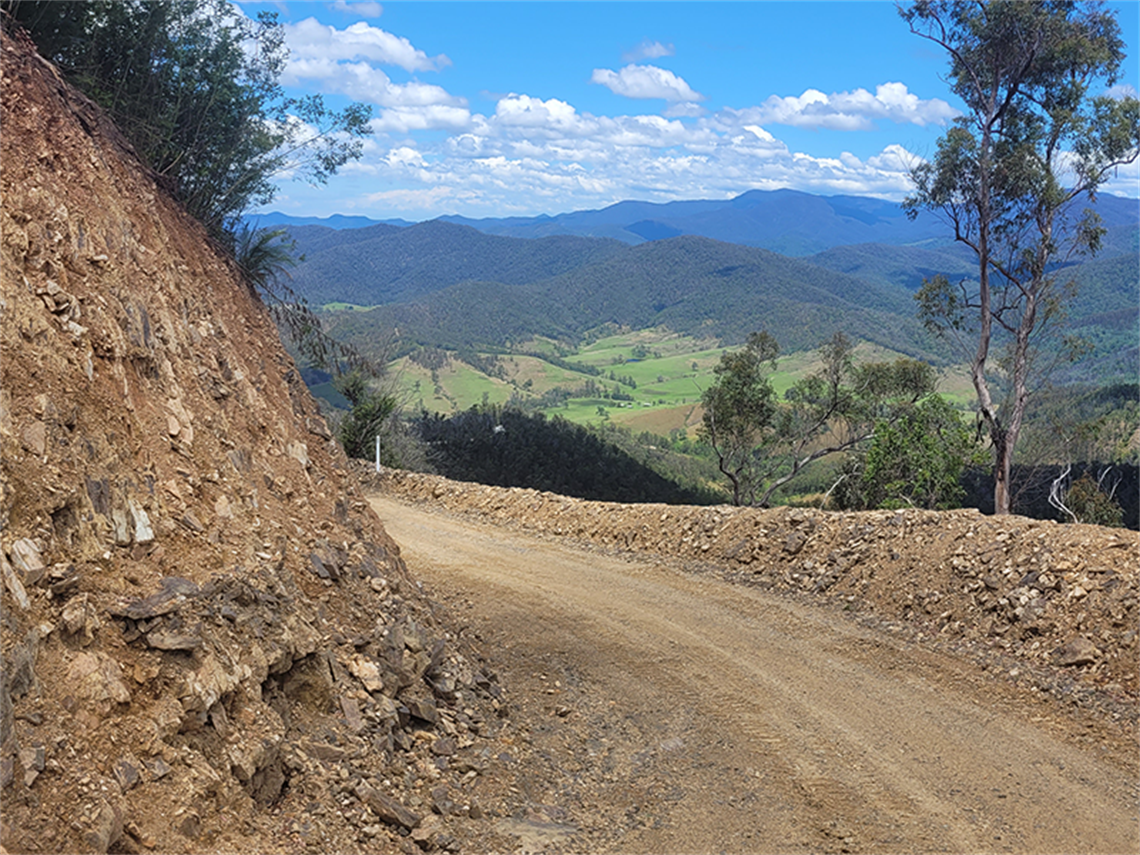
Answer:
[807, 242, 978, 291]
[282, 194, 1135, 380]
[1059, 252, 1140, 384]
[306, 231, 944, 360]
[288, 219, 626, 306]
[530, 235, 926, 350]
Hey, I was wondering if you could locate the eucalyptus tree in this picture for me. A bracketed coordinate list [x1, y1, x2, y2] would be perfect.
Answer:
[700, 332, 936, 507]
[835, 394, 986, 511]
[699, 331, 780, 506]
[900, 0, 1140, 514]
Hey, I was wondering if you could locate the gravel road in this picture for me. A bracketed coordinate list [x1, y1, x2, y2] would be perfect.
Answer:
[369, 495, 1138, 854]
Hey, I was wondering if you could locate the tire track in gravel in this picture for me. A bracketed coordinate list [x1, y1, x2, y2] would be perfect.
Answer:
[370, 494, 1139, 854]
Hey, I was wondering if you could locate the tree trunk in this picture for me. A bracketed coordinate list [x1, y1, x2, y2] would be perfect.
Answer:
[992, 427, 1012, 516]
[974, 112, 1002, 514]
[727, 470, 743, 507]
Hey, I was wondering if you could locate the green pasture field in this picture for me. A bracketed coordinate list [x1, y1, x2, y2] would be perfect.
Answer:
[513, 337, 564, 356]
[391, 352, 590, 414]
[498, 354, 589, 388]
[381, 328, 973, 435]
[391, 358, 509, 413]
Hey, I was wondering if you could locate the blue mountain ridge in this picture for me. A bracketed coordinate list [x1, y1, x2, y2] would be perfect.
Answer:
[251, 187, 1138, 257]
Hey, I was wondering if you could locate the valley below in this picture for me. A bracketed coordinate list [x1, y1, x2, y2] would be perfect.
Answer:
[365, 472, 1139, 854]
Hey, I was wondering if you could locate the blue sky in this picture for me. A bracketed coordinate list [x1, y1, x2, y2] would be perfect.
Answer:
[236, 1, 1140, 221]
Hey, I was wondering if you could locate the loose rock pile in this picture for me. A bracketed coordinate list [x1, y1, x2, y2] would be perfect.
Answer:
[368, 467, 1139, 702]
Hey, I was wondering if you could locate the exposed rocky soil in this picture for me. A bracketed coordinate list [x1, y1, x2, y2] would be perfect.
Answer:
[0, 30, 508, 855]
[366, 467, 1139, 720]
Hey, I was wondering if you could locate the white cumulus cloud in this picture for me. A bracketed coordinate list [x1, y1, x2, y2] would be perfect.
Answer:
[1105, 83, 1139, 101]
[285, 129, 927, 219]
[330, 85, 929, 219]
[369, 105, 472, 134]
[664, 102, 706, 119]
[494, 94, 589, 133]
[284, 58, 465, 116]
[590, 64, 705, 103]
[746, 82, 957, 130]
[284, 17, 449, 72]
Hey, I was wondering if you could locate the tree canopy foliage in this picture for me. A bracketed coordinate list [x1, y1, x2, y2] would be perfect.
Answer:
[335, 372, 398, 463]
[900, 0, 1140, 514]
[700, 331, 938, 507]
[1057, 471, 1124, 527]
[834, 394, 985, 511]
[5, 0, 371, 242]
[698, 332, 780, 506]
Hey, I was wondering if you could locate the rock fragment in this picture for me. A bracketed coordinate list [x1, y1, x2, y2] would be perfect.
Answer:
[340, 695, 364, 733]
[431, 737, 457, 757]
[179, 512, 205, 533]
[128, 499, 154, 543]
[356, 783, 422, 830]
[144, 757, 172, 779]
[107, 576, 199, 620]
[84, 799, 124, 854]
[22, 419, 46, 455]
[347, 655, 384, 693]
[145, 626, 202, 651]
[405, 696, 439, 726]
[9, 538, 46, 583]
[66, 652, 131, 707]
[19, 744, 44, 787]
[112, 755, 141, 791]
[61, 593, 100, 644]
[2, 553, 30, 609]
[1053, 635, 1099, 667]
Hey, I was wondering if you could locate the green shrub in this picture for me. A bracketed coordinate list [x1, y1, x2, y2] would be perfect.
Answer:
[1065, 473, 1124, 527]
[836, 395, 984, 510]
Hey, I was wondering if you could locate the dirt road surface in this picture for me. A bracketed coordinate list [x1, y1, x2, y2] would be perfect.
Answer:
[369, 495, 1138, 854]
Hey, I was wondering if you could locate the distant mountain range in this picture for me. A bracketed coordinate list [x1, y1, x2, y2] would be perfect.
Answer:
[262, 188, 1137, 382]
[255, 187, 1139, 256]
[441, 189, 956, 255]
[286, 220, 626, 306]
[245, 211, 415, 230]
